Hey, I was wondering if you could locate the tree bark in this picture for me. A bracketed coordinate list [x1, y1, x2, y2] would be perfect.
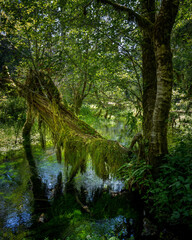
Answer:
[38, 116, 46, 150]
[22, 104, 36, 169]
[1, 69, 129, 179]
[73, 92, 83, 115]
[98, 0, 180, 173]
[149, 0, 180, 169]
[1, 0, 180, 175]
[141, 0, 157, 141]
[142, 33, 157, 141]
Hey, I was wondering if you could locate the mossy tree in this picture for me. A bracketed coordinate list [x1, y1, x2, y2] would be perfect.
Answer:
[1, 67, 130, 180]
[96, 0, 180, 174]
[1, 0, 183, 177]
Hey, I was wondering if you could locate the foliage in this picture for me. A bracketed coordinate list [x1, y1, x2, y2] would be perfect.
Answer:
[0, 95, 26, 145]
[0, 0, 192, 238]
[79, 104, 140, 149]
[1, 230, 29, 240]
[79, 105, 100, 127]
[29, 190, 138, 240]
[117, 157, 152, 192]
[172, 0, 192, 93]
[1, 0, 143, 116]
[0, 95, 26, 124]
[0, 35, 21, 73]
[144, 134, 192, 225]
[118, 133, 192, 227]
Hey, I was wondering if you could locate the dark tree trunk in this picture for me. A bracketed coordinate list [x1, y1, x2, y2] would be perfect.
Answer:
[2, 0, 180, 176]
[22, 104, 36, 169]
[141, 0, 157, 141]
[22, 104, 49, 213]
[149, 0, 180, 170]
[142, 34, 157, 141]
[38, 116, 46, 150]
[99, 0, 180, 174]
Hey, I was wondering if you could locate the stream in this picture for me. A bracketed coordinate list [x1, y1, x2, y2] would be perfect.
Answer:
[0, 120, 143, 240]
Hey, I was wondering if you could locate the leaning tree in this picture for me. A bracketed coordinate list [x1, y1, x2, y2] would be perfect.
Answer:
[1, 66, 131, 180]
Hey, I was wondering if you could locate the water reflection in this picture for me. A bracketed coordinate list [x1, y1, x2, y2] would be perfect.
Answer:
[0, 147, 125, 233]
[92, 215, 131, 239]
[4, 203, 31, 230]
[70, 215, 132, 240]
[75, 160, 124, 202]
[93, 119, 132, 147]
[0, 155, 31, 230]
[35, 149, 64, 199]
[0, 120, 139, 239]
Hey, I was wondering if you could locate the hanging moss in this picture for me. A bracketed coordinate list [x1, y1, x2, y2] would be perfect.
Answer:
[3, 69, 131, 180]
[88, 138, 129, 178]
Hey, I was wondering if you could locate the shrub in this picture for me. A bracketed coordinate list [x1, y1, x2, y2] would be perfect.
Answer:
[144, 135, 192, 225]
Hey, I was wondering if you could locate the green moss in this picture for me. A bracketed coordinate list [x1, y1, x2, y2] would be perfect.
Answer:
[88, 139, 128, 178]
[23, 69, 130, 180]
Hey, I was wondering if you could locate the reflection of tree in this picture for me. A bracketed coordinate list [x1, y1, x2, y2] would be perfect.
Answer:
[22, 102, 49, 214]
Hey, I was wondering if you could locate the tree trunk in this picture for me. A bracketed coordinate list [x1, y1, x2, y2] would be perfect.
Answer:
[23, 103, 49, 213]
[38, 116, 46, 150]
[149, 43, 173, 169]
[22, 104, 36, 169]
[149, 0, 180, 170]
[140, 0, 156, 143]
[2, 70, 129, 180]
[142, 32, 157, 142]
[74, 93, 83, 115]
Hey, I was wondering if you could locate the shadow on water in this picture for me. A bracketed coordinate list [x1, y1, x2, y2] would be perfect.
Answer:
[0, 119, 145, 240]
[23, 142, 50, 216]
[0, 146, 144, 240]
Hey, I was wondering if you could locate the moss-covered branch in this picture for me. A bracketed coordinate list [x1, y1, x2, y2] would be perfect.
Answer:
[1, 69, 130, 178]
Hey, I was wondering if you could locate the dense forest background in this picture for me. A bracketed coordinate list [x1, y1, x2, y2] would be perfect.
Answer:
[0, 0, 192, 239]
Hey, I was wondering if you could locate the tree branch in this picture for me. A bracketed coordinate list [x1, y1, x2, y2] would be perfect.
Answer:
[99, 0, 153, 29]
